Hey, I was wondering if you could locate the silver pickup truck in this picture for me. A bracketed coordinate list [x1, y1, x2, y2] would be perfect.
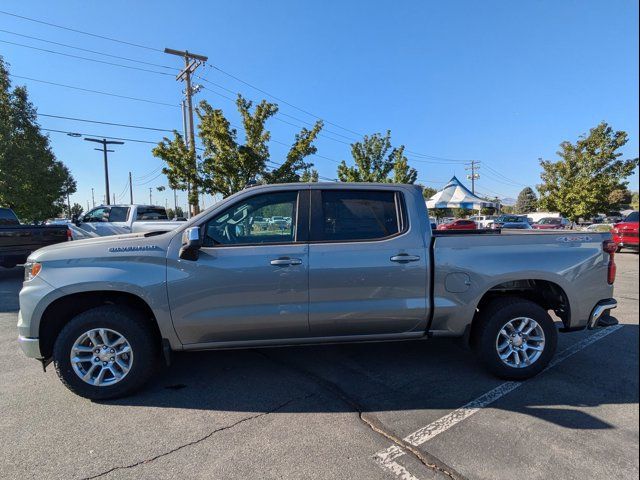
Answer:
[17, 183, 618, 399]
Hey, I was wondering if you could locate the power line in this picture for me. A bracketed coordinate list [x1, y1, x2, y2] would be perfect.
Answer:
[41, 127, 160, 145]
[135, 166, 163, 181]
[208, 65, 363, 138]
[198, 78, 358, 142]
[0, 29, 177, 70]
[0, 39, 173, 76]
[0, 10, 161, 52]
[135, 171, 165, 186]
[1, 10, 482, 165]
[38, 113, 174, 133]
[482, 164, 527, 187]
[11, 75, 178, 107]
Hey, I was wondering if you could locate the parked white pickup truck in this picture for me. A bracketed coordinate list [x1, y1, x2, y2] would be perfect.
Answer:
[71, 204, 185, 238]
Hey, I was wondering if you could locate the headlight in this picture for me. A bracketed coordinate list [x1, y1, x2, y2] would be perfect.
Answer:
[24, 262, 42, 282]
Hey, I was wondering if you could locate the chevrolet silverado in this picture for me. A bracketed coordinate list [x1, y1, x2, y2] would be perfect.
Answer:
[17, 183, 618, 399]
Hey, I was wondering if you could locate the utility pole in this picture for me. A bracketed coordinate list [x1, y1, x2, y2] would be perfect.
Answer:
[149, 188, 153, 205]
[164, 48, 208, 217]
[84, 138, 124, 205]
[128, 172, 134, 204]
[91, 188, 95, 207]
[181, 100, 191, 218]
[465, 160, 481, 194]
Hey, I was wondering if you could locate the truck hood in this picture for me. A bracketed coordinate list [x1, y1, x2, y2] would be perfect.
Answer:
[28, 231, 174, 262]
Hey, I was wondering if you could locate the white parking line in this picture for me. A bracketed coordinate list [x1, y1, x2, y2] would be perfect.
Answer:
[374, 325, 624, 478]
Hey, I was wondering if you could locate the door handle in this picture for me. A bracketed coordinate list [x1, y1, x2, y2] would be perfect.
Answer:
[390, 254, 421, 263]
[270, 257, 302, 266]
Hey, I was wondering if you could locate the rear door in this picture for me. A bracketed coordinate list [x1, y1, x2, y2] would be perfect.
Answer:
[308, 188, 429, 337]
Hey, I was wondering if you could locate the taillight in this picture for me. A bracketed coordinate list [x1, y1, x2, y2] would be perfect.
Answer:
[66, 228, 73, 241]
[603, 240, 617, 284]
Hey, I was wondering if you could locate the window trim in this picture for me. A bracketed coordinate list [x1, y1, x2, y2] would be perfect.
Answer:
[309, 189, 409, 244]
[199, 189, 307, 248]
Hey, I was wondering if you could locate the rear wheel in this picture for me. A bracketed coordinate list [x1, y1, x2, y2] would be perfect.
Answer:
[53, 305, 159, 400]
[473, 298, 557, 380]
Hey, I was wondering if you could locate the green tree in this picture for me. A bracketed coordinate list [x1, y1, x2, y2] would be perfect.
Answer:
[422, 186, 438, 199]
[70, 203, 83, 218]
[195, 96, 322, 198]
[538, 122, 639, 222]
[514, 187, 538, 213]
[166, 206, 185, 219]
[301, 169, 319, 182]
[0, 58, 76, 222]
[453, 208, 473, 218]
[337, 131, 417, 184]
[631, 192, 639, 210]
[607, 188, 632, 210]
[152, 132, 198, 210]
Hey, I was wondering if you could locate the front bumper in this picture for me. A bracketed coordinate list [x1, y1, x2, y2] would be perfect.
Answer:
[18, 335, 42, 359]
[587, 298, 618, 329]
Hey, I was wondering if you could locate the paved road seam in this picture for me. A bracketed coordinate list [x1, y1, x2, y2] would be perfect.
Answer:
[374, 325, 624, 479]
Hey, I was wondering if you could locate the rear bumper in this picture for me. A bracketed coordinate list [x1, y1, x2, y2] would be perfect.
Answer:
[587, 298, 618, 329]
[18, 335, 42, 359]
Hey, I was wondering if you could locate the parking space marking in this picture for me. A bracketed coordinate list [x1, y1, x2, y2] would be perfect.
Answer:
[374, 325, 623, 478]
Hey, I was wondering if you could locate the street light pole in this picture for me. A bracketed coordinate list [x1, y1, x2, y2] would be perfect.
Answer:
[84, 138, 124, 206]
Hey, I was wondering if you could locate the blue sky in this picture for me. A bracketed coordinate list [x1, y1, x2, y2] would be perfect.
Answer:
[1, 0, 638, 212]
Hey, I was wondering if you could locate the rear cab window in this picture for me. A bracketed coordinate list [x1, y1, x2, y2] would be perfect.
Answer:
[136, 207, 168, 221]
[311, 189, 405, 242]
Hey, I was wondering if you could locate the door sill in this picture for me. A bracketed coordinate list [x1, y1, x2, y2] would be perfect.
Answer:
[181, 331, 426, 351]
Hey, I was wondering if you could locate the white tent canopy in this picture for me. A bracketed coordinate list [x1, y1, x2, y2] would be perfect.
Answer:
[426, 176, 498, 210]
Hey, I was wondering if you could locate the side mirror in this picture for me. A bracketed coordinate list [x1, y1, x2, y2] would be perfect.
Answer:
[72, 215, 82, 226]
[179, 226, 202, 260]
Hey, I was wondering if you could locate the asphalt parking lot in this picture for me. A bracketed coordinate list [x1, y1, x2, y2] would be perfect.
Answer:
[0, 254, 638, 480]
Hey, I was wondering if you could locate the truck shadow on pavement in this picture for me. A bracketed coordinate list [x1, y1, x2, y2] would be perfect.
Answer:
[0, 267, 22, 312]
[105, 322, 638, 431]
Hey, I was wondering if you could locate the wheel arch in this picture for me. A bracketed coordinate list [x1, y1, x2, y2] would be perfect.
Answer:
[39, 291, 162, 359]
[468, 278, 570, 345]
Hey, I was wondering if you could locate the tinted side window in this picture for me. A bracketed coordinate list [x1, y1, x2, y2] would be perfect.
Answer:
[203, 191, 298, 247]
[317, 190, 401, 241]
[625, 211, 639, 222]
[85, 207, 109, 222]
[109, 207, 130, 222]
[0, 208, 19, 225]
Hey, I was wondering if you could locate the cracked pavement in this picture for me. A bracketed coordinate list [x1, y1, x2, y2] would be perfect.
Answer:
[0, 253, 637, 480]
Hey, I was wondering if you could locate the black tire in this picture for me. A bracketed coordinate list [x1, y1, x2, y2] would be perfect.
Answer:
[53, 305, 159, 400]
[473, 297, 557, 380]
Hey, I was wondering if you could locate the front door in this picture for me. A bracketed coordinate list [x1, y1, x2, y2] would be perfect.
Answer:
[167, 189, 310, 345]
[308, 188, 429, 337]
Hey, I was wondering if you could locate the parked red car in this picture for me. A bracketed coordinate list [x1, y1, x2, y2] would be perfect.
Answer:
[436, 219, 477, 230]
[611, 211, 639, 252]
[532, 217, 570, 230]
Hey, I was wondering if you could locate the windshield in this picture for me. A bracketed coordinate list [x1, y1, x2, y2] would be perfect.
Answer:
[538, 217, 561, 224]
[624, 211, 639, 222]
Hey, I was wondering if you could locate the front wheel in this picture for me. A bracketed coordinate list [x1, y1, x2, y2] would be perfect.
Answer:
[53, 305, 159, 400]
[473, 298, 558, 380]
